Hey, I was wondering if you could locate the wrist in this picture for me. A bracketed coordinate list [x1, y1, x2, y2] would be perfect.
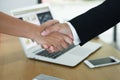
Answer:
[62, 23, 73, 39]
[28, 25, 42, 42]
[65, 22, 81, 45]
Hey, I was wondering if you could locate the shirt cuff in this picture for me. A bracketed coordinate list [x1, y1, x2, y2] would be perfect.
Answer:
[65, 22, 81, 45]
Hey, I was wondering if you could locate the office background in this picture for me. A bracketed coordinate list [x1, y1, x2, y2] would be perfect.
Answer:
[1, 1, 120, 80]
[0, 0, 120, 50]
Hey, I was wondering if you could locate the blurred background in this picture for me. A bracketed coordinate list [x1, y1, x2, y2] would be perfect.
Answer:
[0, 0, 120, 50]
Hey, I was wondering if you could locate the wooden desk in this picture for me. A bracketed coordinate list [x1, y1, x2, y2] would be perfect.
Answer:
[0, 34, 120, 80]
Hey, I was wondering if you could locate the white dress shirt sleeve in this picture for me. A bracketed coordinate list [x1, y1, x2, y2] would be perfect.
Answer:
[65, 22, 81, 45]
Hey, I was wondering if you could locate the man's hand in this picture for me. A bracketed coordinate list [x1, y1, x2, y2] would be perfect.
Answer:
[41, 21, 73, 40]
[33, 20, 73, 53]
[40, 21, 74, 52]
[39, 32, 73, 53]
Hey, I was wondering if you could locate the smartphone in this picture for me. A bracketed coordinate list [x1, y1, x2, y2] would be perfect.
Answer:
[84, 56, 120, 68]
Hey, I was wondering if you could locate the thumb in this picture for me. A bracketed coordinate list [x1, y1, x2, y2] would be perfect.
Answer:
[41, 20, 59, 28]
[41, 30, 49, 36]
[41, 26, 56, 36]
[41, 20, 59, 36]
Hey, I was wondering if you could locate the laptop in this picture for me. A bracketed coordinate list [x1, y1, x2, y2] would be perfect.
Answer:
[11, 4, 102, 67]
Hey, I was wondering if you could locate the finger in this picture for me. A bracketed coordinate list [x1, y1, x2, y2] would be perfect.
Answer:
[55, 37, 68, 52]
[48, 46, 55, 53]
[56, 45, 64, 52]
[42, 20, 59, 27]
[69, 34, 74, 40]
[48, 45, 60, 53]
[39, 20, 59, 33]
[50, 39, 64, 52]
[41, 25, 58, 36]
[63, 35, 73, 45]
[61, 40, 69, 49]
[42, 44, 56, 53]
[41, 30, 49, 36]
[42, 44, 49, 49]
[41, 22, 61, 36]
[46, 46, 54, 53]
[52, 43, 63, 52]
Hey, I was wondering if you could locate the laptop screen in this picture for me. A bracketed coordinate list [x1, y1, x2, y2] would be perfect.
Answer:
[11, 4, 53, 50]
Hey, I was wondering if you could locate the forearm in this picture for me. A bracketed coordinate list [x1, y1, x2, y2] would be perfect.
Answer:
[0, 12, 39, 39]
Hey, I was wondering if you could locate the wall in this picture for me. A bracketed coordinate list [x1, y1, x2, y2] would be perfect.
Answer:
[0, 0, 37, 14]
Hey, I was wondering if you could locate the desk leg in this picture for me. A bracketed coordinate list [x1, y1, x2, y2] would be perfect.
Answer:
[113, 25, 117, 43]
[113, 25, 119, 49]
[38, 0, 42, 3]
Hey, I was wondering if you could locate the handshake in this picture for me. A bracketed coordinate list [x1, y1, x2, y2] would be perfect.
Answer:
[33, 20, 74, 53]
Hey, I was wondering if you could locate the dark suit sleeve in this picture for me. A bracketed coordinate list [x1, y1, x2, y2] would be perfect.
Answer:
[69, 0, 120, 45]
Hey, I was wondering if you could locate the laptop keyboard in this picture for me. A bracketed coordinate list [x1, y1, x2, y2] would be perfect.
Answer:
[36, 44, 75, 59]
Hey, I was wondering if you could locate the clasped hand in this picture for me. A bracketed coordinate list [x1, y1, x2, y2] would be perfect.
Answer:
[34, 20, 73, 53]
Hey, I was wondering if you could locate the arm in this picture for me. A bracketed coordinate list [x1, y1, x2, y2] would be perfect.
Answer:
[0, 12, 72, 52]
[42, 0, 120, 46]
[69, 0, 120, 45]
[0, 12, 41, 39]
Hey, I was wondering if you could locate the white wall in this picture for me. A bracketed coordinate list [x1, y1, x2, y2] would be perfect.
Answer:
[0, 0, 37, 14]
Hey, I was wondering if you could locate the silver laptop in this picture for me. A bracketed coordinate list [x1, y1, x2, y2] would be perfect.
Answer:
[11, 4, 102, 67]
